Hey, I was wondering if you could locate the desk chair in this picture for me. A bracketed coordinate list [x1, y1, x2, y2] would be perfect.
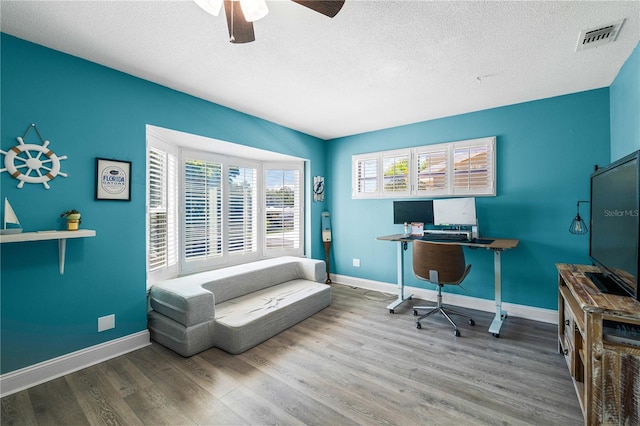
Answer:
[412, 240, 475, 336]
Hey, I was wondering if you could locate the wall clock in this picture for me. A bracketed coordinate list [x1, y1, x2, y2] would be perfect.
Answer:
[0, 124, 68, 189]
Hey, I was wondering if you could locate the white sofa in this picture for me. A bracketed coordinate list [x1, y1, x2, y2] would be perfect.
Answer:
[147, 256, 331, 356]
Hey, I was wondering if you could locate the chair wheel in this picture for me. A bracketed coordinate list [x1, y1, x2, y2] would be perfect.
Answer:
[413, 310, 418, 316]
[416, 322, 422, 329]
[469, 319, 475, 326]
[454, 329, 460, 337]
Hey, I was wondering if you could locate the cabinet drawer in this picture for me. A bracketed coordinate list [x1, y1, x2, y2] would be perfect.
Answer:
[563, 335, 575, 375]
[563, 300, 575, 347]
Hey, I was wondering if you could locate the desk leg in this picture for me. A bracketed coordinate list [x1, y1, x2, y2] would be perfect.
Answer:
[387, 241, 413, 313]
[488, 249, 507, 337]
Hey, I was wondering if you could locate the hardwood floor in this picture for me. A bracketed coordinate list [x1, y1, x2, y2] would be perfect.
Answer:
[1, 284, 583, 425]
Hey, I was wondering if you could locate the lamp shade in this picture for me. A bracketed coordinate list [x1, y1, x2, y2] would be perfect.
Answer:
[569, 200, 589, 235]
[240, 0, 269, 22]
[569, 214, 588, 234]
[194, 0, 223, 16]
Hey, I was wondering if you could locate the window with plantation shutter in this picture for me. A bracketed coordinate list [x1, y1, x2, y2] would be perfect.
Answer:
[147, 144, 178, 282]
[264, 165, 302, 256]
[183, 157, 223, 263]
[352, 136, 495, 199]
[382, 152, 410, 196]
[146, 127, 305, 281]
[228, 164, 258, 256]
[453, 140, 494, 195]
[416, 148, 448, 195]
[353, 155, 379, 198]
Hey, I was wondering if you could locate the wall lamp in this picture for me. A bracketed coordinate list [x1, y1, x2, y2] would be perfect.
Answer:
[569, 200, 590, 234]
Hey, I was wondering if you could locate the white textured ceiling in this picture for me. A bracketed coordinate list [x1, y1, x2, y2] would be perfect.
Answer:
[1, 1, 639, 140]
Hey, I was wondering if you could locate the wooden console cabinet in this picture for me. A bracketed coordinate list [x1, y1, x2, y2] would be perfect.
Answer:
[557, 264, 640, 425]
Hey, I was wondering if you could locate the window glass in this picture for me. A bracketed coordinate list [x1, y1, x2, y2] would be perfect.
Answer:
[184, 158, 223, 261]
[383, 154, 409, 194]
[228, 165, 257, 255]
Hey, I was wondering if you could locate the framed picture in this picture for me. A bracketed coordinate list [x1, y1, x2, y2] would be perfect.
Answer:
[95, 158, 131, 201]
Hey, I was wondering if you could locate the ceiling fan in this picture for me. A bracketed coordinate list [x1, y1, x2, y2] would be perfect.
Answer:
[195, 0, 345, 43]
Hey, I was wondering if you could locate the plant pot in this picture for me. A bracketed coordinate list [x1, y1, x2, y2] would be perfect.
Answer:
[66, 214, 81, 231]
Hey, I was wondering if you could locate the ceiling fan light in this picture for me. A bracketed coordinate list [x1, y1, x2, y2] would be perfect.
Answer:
[194, 0, 223, 16]
[239, 0, 269, 22]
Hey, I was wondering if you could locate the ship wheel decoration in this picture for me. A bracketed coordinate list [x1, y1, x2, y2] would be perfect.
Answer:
[0, 123, 68, 189]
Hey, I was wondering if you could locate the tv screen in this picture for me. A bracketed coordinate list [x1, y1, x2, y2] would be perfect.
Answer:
[433, 197, 477, 226]
[393, 200, 434, 224]
[589, 151, 639, 299]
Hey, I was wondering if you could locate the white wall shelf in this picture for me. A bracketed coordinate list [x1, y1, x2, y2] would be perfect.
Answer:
[0, 230, 96, 274]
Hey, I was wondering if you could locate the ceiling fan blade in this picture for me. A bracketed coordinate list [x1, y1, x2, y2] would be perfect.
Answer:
[291, 0, 345, 18]
[223, 0, 255, 43]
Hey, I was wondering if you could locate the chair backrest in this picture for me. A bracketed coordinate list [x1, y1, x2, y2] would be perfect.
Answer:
[412, 240, 471, 285]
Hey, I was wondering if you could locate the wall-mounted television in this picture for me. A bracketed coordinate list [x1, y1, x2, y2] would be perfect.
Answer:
[589, 150, 639, 300]
[393, 200, 434, 225]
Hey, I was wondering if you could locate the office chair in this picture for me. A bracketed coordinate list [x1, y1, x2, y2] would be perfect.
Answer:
[412, 240, 475, 336]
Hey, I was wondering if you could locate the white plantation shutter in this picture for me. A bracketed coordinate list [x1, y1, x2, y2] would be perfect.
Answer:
[147, 145, 177, 280]
[452, 139, 495, 195]
[147, 130, 306, 279]
[228, 165, 258, 256]
[183, 158, 223, 262]
[353, 155, 379, 197]
[382, 152, 410, 196]
[264, 165, 302, 256]
[352, 137, 495, 199]
[416, 148, 448, 195]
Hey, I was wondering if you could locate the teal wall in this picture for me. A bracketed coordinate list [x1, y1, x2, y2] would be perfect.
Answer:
[0, 34, 327, 374]
[325, 90, 611, 311]
[610, 41, 640, 161]
[1, 32, 635, 376]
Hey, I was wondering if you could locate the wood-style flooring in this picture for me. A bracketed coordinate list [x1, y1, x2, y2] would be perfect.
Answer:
[1, 284, 583, 425]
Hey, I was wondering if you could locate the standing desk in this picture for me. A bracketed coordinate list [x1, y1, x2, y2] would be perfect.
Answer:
[376, 234, 519, 337]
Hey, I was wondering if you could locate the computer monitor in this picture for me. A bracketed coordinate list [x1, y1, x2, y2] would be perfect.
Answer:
[393, 200, 434, 224]
[433, 197, 477, 226]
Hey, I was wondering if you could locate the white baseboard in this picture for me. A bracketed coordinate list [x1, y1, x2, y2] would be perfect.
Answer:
[331, 274, 558, 325]
[0, 330, 150, 398]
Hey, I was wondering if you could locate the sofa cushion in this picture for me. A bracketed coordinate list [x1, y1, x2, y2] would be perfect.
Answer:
[214, 279, 331, 354]
[148, 310, 216, 357]
[201, 257, 321, 304]
[149, 282, 214, 328]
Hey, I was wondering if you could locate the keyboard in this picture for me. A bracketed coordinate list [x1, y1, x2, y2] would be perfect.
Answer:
[422, 233, 470, 242]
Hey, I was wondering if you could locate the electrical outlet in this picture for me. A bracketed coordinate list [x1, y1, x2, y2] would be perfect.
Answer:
[353, 258, 361, 267]
[98, 314, 115, 332]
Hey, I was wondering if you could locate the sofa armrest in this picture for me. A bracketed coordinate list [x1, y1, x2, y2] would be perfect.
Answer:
[297, 258, 326, 283]
[149, 282, 215, 327]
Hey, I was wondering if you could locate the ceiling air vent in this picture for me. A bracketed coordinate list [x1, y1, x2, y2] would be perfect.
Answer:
[576, 19, 625, 51]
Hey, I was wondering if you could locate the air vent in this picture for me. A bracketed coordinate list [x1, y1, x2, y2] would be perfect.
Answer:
[576, 19, 625, 51]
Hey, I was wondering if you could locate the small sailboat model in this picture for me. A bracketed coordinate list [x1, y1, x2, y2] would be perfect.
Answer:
[1, 198, 23, 235]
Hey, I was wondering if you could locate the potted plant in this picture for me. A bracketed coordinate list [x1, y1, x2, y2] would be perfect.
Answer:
[60, 209, 81, 231]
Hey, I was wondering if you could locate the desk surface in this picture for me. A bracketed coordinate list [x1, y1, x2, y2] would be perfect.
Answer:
[377, 233, 519, 250]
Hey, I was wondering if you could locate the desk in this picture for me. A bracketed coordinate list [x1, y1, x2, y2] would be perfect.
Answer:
[377, 234, 519, 337]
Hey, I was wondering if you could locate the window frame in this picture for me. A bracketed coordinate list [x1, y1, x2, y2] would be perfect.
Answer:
[381, 149, 411, 197]
[352, 136, 496, 199]
[146, 139, 179, 284]
[263, 163, 304, 258]
[146, 127, 305, 285]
